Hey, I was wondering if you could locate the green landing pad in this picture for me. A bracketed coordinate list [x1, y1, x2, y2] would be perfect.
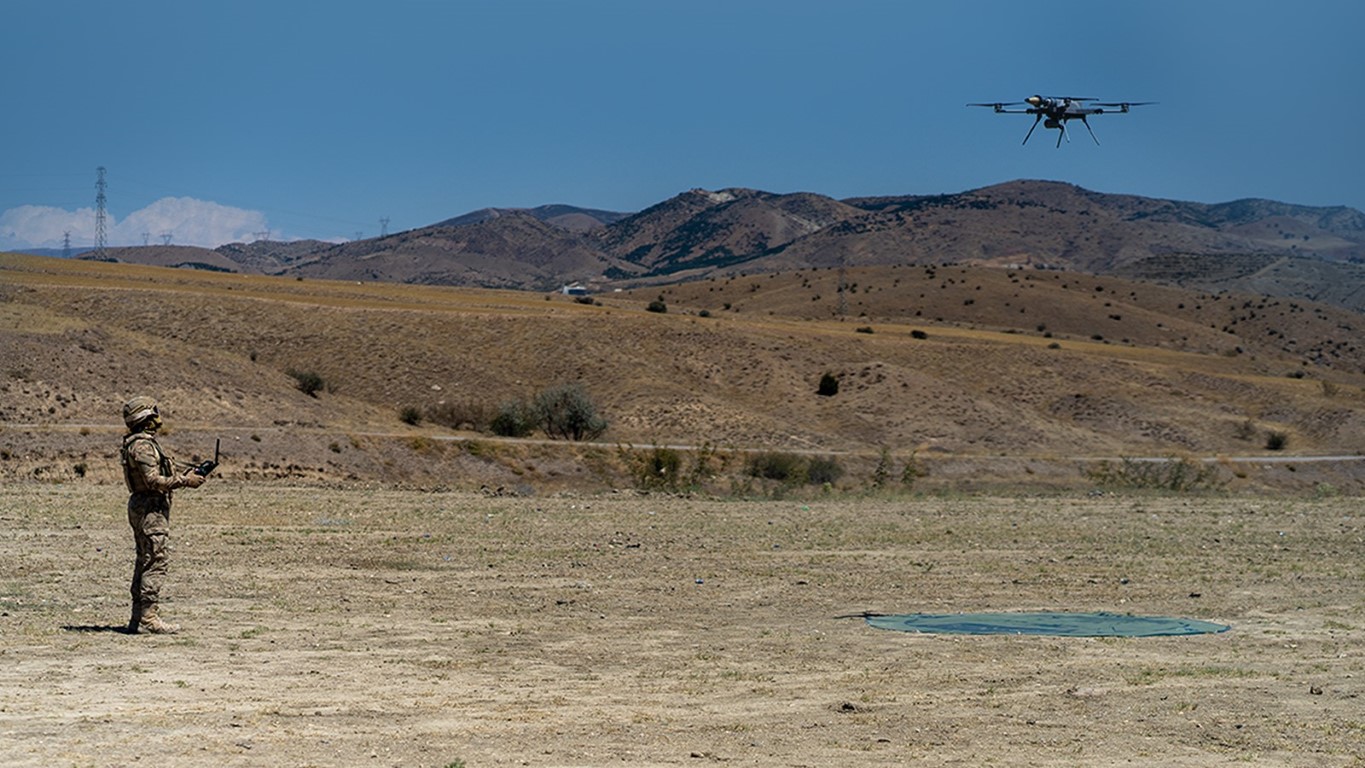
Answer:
[866, 611, 1229, 637]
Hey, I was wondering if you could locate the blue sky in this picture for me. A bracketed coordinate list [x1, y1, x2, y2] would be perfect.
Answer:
[2, 0, 1361, 250]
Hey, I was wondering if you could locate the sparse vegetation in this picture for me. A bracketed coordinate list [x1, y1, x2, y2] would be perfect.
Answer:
[426, 399, 493, 432]
[399, 405, 422, 426]
[871, 446, 892, 488]
[534, 383, 608, 441]
[287, 368, 326, 397]
[5, 254, 1365, 493]
[806, 455, 844, 486]
[1087, 456, 1224, 492]
[1265, 430, 1289, 451]
[816, 372, 839, 397]
[490, 400, 537, 438]
[626, 444, 684, 490]
[746, 451, 807, 484]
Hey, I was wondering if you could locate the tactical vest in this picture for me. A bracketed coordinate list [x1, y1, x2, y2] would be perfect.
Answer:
[122, 432, 172, 494]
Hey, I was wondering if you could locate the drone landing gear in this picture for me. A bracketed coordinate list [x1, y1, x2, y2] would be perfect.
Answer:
[1079, 115, 1100, 146]
[1022, 114, 1042, 145]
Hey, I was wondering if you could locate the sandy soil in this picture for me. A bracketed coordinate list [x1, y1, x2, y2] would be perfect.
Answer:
[1, 483, 1361, 767]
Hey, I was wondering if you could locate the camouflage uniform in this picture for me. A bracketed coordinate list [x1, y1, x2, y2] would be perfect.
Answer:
[120, 396, 204, 634]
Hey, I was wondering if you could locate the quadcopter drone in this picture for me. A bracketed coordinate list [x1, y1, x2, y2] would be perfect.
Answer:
[968, 95, 1155, 147]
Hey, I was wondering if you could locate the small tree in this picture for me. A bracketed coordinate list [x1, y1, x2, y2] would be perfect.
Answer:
[646, 297, 668, 313]
[534, 383, 607, 441]
[816, 372, 839, 397]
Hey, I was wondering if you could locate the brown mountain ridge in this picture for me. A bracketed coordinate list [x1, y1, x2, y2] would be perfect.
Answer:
[82, 180, 1365, 311]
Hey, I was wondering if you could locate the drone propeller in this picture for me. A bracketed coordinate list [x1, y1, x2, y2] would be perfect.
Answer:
[1092, 101, 1157, 112]
[967, 102, 1028, 112]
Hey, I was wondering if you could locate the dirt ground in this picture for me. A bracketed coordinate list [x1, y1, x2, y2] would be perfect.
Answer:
[1, 483, 1361, 767]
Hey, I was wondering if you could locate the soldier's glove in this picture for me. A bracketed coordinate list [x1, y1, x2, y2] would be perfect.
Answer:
[180, 470, 206, 489]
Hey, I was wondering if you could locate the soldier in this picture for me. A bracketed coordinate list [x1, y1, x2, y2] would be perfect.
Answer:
[120, 396, 208, 634]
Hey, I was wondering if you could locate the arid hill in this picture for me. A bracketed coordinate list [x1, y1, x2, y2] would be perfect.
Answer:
[78, 181, 1365, 312]
[436, 203, 630, 232]
[2, 253, 1362, 492]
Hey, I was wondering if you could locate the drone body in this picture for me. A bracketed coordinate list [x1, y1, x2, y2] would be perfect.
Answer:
[968, 95, 1155, 147]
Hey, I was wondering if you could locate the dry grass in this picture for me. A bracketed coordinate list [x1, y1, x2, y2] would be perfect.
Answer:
[2, 253, 1363, 492]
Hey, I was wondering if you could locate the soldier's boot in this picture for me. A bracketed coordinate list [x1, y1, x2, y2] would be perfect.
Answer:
[127, 602, 143, 634]
[137, 604, 180, 635]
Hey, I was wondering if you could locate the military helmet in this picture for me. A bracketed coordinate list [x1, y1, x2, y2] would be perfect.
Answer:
[122, 395, 160, 430]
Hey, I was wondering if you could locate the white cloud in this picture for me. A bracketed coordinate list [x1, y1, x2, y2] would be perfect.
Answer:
[0, 198, 271, 250]
[0, 205, 95, 250]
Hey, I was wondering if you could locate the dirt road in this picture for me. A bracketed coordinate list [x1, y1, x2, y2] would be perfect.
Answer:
[1, 484, 1361, 766]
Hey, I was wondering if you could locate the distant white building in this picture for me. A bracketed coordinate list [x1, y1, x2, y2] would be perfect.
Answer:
[560, 283, 589, 296]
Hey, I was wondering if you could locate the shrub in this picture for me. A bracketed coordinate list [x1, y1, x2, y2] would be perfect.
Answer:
[399, 405, 422, 426]
[746, 451, 807, 484]
[900, 453, 924, 488]
[426, 399, 493, 431]
[1087, 456, 1223, 492]
[631, 445, 684, 490]
[534, 383, 608, 441]
[685, 442, 722, 489]
[806, 455, 844, 485]
[646, 297, 667, 313]
[287, 369, 326, 397]
[1265, 431, 1289, 451]
[490, 400, 537, 437]
[871, 446, 892, 488]
[816, 372, 839, 397]
[910, 329, 928, 340]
